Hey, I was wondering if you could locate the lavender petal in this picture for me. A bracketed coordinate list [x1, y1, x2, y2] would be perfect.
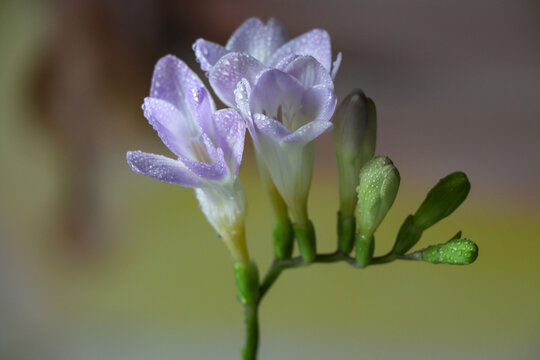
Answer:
[226, 17, 288, 64]
[209, 52, 265, 107]
[193, 39, 230, 72]
[282, 55, 334, 89]
[150, 55, 216, 133]
[267, 29, 332, 72]
[212, 109, 246, 174]
[126, 151, 202, 187]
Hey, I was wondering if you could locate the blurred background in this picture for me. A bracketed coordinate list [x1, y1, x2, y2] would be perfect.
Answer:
[0, 0, 539, 359]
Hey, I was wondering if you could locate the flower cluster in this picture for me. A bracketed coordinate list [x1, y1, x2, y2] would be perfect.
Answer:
[127, 17, 340, 263]
[127, 17, 478, 360]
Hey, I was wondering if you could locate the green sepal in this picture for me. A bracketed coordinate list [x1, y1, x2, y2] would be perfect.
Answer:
[414, 172, 470, 230]
[421, 238, 478, 265]
[294, 221, 316, 264]
[234, 262, 259, 306]
[337, 211, 356, 254]
[393, 215, 424, 255]
[273, 217, 294, 260]
[356, 234, 374, 268]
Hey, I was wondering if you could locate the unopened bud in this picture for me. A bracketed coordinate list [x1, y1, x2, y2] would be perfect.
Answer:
[357, 157, 400, 238]
[333, 90, 377, 218]
[420, 238, 478, 265]
[414, 172, 470, 230]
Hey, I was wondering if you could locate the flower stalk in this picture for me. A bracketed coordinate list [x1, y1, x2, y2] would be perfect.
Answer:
[125, 16, 479, 360]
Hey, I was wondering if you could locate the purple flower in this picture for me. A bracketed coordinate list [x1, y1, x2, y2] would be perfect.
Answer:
[194, 18, 341, 102]
[126, 55, 249, 264]
[228, 54, 337, 226]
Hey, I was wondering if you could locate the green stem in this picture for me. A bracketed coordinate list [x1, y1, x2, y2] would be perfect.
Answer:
[242, 303, 259, 360]
[258, 250, 400, 301]
[370, 252, 397, 265]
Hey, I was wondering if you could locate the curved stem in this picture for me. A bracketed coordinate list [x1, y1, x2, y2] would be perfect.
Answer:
[258, 252, 359, 302]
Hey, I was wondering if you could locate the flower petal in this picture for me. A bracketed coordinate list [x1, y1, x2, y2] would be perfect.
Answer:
[273, 54, 301, 72]
[193, 39, 230, 72]
[249, 69, 305, 130]
[253, 113, 292, 141]
[300, 86, 337, 123]
[234, 78, 252, 119]
[126, 151, 202, 187]
[267, 29, 332, 72]
[181, 153, 228, 181]
[282, 86, 336, 143]
[150, 55, 216, 133]
[282, 120, 333, 144]
[226, 17, 288, 64]
[282, 55, 334, 89]
[142, 97, 195, 158]
[234, 79, 258, 141]
[331, 52, 342, 80]
[209, 52, 266, 107]
[212, 109, 246, 175]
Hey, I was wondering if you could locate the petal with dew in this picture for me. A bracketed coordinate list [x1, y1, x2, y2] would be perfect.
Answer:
[193, 39, 230, 72]
[249, 69, 305, 130]
[267, 29, 332, 72]
[282, 120, 333, 144]
[212, 109, 246, 175]
[253, 113, 293, 141]
[181, 149, 228, 181]
[126, 151, 203, 187]
[142, 97, 196, 158]
[150, 55, 216, 133]
[282, 55, 334, 89]
[209, 52, 266, 107]
[300, 86, 337, 123]
[226, 17, 288, 64]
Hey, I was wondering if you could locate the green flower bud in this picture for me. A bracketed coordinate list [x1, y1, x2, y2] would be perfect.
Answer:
[413, 172, 470, 230]
[294, 220, 316, 264]
[356, 234, 374, 268]
[337, 212, 356, 254]
[333, 90, 377, 218]
[234, 262, 259, 306]
[357, 156, 400, 238]
[392, 215, 424, 255]
[420, 238, 478, 265]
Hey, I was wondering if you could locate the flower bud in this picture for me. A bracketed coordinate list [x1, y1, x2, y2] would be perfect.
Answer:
[356, 156, 400, 238]
[413, 172, 470, 230]
[333, 90, 377, 218]
[234, 261, 259, 306]
[419, 238, 478, 265]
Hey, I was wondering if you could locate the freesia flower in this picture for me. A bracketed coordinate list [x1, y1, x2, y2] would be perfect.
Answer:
[210, 53, 337, 262]
[126, 55, 249, 265]
[193, 17, 342, 88]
